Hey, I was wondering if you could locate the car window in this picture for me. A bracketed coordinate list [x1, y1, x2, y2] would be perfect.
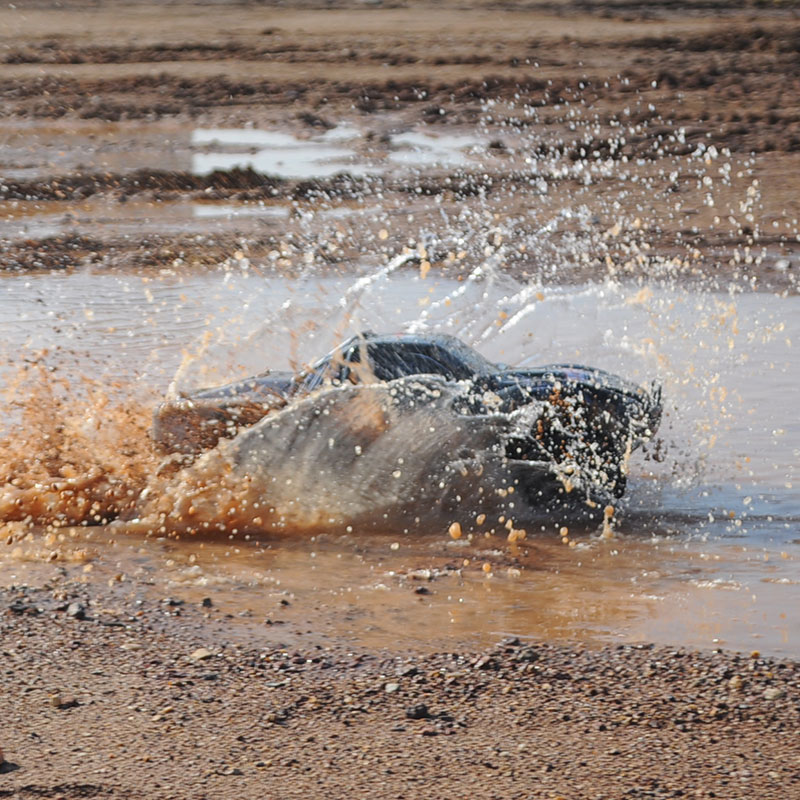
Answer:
[366, 343, 475, 381]
[303, 335, 487, 388]
[426, 345, 477, 380]
[365, 346, 436, 380]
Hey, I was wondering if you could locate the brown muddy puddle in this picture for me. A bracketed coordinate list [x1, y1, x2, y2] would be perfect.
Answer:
[2, 520, 797, 655]
[1, 267, 798, 656]
[1, 117, 501, 183]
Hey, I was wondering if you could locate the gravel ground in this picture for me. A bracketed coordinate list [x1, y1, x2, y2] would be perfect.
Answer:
[1, 577, 799, 799]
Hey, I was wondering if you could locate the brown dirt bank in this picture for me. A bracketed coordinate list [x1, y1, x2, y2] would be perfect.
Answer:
[1, 577, 799, 799]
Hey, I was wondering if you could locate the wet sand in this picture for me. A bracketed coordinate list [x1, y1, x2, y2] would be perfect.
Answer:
[1, 1, 800, 796]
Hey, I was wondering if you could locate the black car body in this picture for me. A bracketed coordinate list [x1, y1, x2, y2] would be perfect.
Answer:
[153, 332, 662, 505]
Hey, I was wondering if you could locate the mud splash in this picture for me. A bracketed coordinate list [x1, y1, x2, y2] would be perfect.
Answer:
[0, 368, 578, 537]
[1, 265, 796, 535]
[0, 361, 158, 528]
[143, 377, 557, 537]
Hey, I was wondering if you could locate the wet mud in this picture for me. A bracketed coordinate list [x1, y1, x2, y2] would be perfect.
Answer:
[2, 2, 800, 289]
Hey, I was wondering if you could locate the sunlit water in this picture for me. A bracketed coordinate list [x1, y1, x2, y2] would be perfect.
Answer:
[0, 121, 496, 183]
[192, 126, 492, 178]
[1, 262, 797, 654]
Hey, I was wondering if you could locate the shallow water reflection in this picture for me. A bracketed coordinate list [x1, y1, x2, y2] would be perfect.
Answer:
[1, 522, 797, 655]
[191, 126, 368, 179]
[190, 125, 492, 178]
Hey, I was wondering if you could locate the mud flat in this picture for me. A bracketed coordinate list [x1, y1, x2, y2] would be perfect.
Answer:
[1, 1, 800, 796]
[2, 0, 800, 289]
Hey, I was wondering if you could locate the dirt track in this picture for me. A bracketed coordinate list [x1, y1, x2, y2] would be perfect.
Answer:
[1, 2, 800, 797]
[1, 0, 800, 289]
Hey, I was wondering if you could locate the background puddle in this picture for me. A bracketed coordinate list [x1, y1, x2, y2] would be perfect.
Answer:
[191, 125, 369, 179]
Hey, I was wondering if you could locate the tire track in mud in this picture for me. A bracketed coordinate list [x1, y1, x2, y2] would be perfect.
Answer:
[3, 61, 800, 151]
[5, 19, 799, 66]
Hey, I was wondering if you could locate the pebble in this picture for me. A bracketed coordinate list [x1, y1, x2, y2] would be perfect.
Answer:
[66, 602, 86, 620]
[763, 687, 784, 700]
[384, 682, 400, 694]
[49, 692, 77, 710]
[514, 647, 540, 663]
[406, 703, 430, 720]
[190, 647, 214, 661]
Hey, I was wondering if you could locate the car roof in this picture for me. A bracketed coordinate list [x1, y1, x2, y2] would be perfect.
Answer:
[323, 331, 498, 375]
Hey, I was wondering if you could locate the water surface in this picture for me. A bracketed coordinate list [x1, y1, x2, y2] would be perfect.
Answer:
[1, 265, 797, 654]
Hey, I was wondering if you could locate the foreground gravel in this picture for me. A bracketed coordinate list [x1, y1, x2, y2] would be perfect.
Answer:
[1, 580, 797, 799]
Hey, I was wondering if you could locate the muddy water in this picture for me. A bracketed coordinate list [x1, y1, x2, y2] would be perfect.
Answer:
[1, 265, 797, 655]
[2, 119, 497, 182]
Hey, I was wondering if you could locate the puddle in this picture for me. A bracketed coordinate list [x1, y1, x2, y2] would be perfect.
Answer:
[1, 119, 498, 185]
[191, 203, 290, 219]
[0, 119, 194, 180]
[1, 521, 796, 655]
[1, 109, 798, 656]
[389, 130, 485, 167]
[191, 125, 369, 179]
[189, 124, 493, 178]
[0, 120, 499, 184]
[0, 196, 389, 240]
[0, 120, 500, 241]
[0, 266, 797, 654]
